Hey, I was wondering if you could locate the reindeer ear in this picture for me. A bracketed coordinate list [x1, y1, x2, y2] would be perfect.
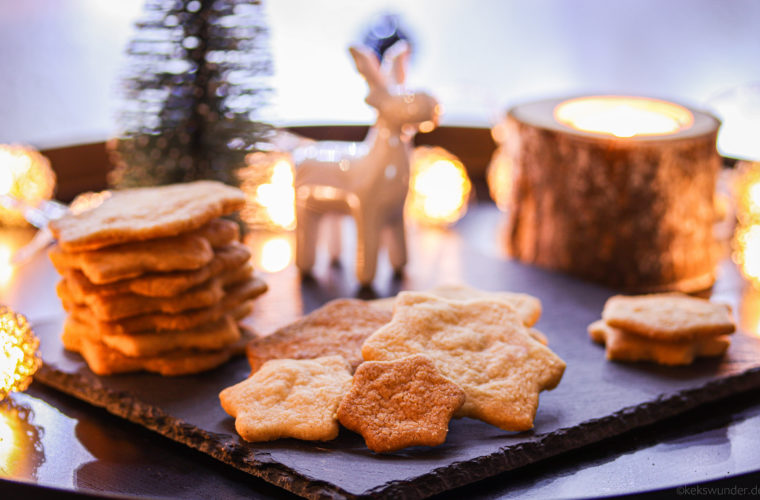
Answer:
[349, 46, 387, 90]
[381, 40, 410, 87]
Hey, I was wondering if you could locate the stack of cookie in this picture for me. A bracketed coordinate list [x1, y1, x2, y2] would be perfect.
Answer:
[589, 293, 735, 365]
[48, 181, 267, 376]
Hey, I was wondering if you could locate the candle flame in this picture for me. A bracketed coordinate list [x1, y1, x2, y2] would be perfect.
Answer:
[554, 96, 694, 138]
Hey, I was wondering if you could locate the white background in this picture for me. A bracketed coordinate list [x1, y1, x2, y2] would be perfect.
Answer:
[0, 0, 759, 154]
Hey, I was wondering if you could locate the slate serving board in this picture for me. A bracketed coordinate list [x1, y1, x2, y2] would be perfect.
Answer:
[30, 253, 760, 500]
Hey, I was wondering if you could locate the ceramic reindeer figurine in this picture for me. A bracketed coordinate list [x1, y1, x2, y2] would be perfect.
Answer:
[293, 42, 440, 285]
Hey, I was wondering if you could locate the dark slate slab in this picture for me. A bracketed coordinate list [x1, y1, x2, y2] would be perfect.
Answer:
[31, 254, 760, 500]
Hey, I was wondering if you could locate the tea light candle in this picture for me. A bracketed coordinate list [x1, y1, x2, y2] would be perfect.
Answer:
[503, 95, 721, 292]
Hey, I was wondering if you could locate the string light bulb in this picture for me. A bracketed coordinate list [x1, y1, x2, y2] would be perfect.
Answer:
[0, 145, 56, 227]
[0, 306, 41, 401]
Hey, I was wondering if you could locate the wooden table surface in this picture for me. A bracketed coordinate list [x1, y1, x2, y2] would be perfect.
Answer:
[1, 203, 760, 499]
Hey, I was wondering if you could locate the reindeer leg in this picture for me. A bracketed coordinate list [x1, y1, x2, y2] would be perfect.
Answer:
[386, 217, 407, 273]
[354, 208, 380, 286]
[295, 205, 320, 274]
[326, 214, 342, 265]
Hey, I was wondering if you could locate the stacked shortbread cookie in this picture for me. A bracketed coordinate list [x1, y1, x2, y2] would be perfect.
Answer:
[589, 293, 735, 365]
[48, 181, 267, 376]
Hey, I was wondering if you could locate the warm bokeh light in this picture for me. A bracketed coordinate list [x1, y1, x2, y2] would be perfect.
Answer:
[259, 236, 294, 273]
[69, 190, 112, 215]
[0, 244, 13, 286]
[406, 146, 471, 226]
[0, 399, 44, 478]
[239, 152, 296, 231]
[245, 232, 295, 274]
[487, 146, 513, 212]
[0, 145, 56, 227]
[733, 161, 760, 224]
[0, 307, 41, 401]
[733, 224, 760, 289]
[554, 96, 694, 138]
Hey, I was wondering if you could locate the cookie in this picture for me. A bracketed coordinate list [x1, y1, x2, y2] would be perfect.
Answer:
[49, 218, 240, 285]
[50, 234, 213, 284]
[65, 314, 242, 357]
[336, 354, 465, 453]
[67, 277, 266, 335]
[528, 328, 549, 346]
[50, 181, 245, 252]
[58, 278, 222, 321]
[361, 292, 566, 431]
[61, 265, 253, 321]
[246, 299, 392, 373]
[602, 293, 735, 340]
[219, 356, 352, 442]
[428, 284, 542, 327]
[63, 242, 251, 298]
[193, 218, 241, 248]
[588, 320, 731, 365]
[61, 322, 252, 376]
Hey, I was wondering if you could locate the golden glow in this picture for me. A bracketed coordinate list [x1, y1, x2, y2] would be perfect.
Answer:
[554, 96, 694, 138]
[406, 146, 471, 226]
[0, 307, 41, 401]
[0, 244, 13, 286]
[246, 232, 294, 273]
[739, 287, 760, 337]
[733, 161, 760, 224]
[0, 410, 20, 471]
[0, 399, 43, 477]
[486, 146, 513, 212]
[734, 224, 760, 289]
[418, 120, 436, 133]
[240, 153, 296, 231]
[69, 190, 112, 215]
[259, 236, 294, 273]
[0, 145, 56, 227]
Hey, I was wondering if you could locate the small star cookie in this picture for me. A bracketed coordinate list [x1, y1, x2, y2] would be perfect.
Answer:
[219, 356, 352, 442]
[337, 354, 465, 453]
[361, 292, 566, 431]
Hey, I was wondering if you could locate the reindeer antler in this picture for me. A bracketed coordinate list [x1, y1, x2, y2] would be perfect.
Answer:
[381, 40, 410, 87]
[349, 46, 387, 91]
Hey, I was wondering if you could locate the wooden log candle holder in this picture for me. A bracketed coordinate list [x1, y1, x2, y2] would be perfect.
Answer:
[504, 96, 722, 292]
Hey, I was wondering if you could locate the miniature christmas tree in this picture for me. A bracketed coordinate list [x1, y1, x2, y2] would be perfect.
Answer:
[108, 0, 271, 188]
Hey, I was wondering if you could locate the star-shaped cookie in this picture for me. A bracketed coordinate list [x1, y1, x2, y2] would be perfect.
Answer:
[337, 354, 465, 453]
[219, 356, 352, 442]
[361, 292, 566, 431]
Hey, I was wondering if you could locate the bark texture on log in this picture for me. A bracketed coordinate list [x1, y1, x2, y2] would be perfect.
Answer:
[505, 99, 721, 292]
